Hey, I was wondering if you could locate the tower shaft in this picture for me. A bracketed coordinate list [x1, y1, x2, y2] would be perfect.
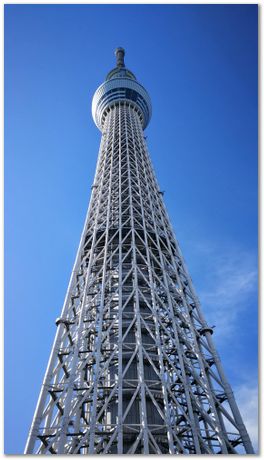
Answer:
[25, 51, 254, 455]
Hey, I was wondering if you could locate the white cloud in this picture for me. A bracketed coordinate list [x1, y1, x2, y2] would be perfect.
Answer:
[220, 381, 258, 453]
[234, 382, 259, 453]
[185, 242, 258, 339]
[181, 240, 258, 452]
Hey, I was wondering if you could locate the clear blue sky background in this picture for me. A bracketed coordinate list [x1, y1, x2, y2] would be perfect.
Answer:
[5, 4, 258, 454]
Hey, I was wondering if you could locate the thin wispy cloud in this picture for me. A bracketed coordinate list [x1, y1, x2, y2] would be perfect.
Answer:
[184, 241, 258, 452]
[234, 381, 259, 452]
[184, 240, 258, 339]
[219, 379, 258, 453]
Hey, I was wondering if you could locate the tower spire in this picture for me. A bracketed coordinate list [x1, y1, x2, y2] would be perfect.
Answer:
[115, 47, 125, 67]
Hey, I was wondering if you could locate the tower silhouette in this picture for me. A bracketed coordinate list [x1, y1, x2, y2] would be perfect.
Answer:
[25, 48, 254, 454]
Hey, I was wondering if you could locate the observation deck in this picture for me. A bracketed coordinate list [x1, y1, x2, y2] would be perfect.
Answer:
[92, 48, 152, 131]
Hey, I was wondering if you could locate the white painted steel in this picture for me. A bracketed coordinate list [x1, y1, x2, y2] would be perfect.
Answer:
[25, 51, 254, 455]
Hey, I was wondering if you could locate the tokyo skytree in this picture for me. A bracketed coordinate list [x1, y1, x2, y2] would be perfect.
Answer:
[25, 48, 254, 455]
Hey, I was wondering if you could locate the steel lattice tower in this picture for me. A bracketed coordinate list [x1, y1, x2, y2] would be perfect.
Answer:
[25, 48, 254, 455]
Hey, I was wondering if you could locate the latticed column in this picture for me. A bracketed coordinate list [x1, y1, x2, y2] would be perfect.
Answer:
[25, 49, 254, 455]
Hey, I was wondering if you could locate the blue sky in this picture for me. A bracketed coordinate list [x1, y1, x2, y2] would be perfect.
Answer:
[5, 4, 258, 454]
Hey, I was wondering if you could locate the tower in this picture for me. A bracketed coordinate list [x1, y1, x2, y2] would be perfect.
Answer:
[25, 48, 254, 454]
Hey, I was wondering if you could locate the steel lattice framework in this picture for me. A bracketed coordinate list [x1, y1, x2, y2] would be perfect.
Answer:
[25, 48, 254, 455]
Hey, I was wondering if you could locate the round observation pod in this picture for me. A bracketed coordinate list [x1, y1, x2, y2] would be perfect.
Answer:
[92, 48, 152, 131]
